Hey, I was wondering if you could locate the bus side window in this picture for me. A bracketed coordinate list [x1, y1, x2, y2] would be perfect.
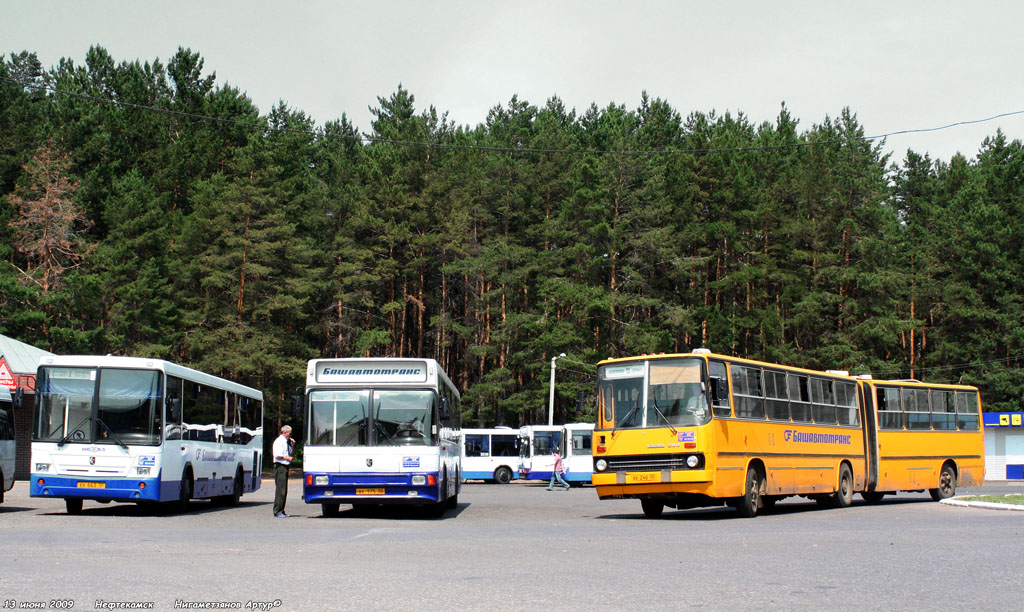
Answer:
[810, 378, 836, 424]
[764, 370, 790, 421]
[788, 374, 812, 423]
[877, 387, 902, 429]
[835, 381, 858, 426]
[708, 360, 731, 418]
[165, 375, 182, 441]
[956, 391, 980, 430]
[730, 365, 765, 419]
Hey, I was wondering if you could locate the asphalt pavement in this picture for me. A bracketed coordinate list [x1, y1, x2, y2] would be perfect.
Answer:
[1, 478, 1021, 611]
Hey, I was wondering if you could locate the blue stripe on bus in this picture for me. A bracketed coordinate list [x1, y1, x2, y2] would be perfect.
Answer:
[30, 473, 164, 502]
[462, 471, 495, 480]
[303, 471, 442, 504]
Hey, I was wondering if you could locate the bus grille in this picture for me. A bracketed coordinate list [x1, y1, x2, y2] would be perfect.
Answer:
[599, 453, 704, 472]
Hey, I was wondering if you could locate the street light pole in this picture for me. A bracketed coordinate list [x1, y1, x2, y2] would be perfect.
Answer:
[548, 353, 566, 426]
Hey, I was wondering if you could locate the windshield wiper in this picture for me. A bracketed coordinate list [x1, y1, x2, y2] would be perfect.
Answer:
[57, 417, 92, 447]
[617, 395, 642, 429]
[374, 420, 397, 446]
[95, 417, 129, 450]
[337, 414, 366, 446]
[649, 401, 678, 435]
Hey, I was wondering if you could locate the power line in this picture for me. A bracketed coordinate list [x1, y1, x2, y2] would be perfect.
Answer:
[3, 74, 1023, 157]
[871, 354, 1024, 379]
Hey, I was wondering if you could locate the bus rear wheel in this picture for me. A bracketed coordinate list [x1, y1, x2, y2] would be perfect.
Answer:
[735, 466, 762, 518]
[930, 464, 957, 501]
[861, 491, 885, 504]
[65, 498, 83, 515]
[832, 464, 854, 508]
[494, 466, 513, 484]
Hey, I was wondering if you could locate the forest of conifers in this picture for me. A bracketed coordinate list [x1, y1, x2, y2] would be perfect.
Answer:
[2, 46, 1023, 427]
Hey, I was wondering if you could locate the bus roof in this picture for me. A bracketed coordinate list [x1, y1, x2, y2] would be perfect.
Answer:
[37, 355, 263, 400]
[597, 352, 861, 380]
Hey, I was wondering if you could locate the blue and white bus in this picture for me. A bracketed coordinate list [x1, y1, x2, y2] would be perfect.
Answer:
[518, 423, 594, 484]
[462, 427, 519, 484]
[0, 387, 15, 503]
[302, 358, 461, 517]
[30, 355, 263, 514]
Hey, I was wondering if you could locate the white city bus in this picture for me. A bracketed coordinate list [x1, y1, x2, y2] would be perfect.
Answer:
[563, 422, 595, 484]
[31, 356, 263, 514]
[462, 427, 519, 484]
[517, 423, 594, 485]
[0, 387, 16, 503]
[302, 358, 461, 517]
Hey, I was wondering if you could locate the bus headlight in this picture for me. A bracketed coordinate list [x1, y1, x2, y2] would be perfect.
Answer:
[136, 467, 151, 476]
[314, 475, 329, 486]
[686, 455, 699, 468]
[411, 475, 426, 485]
[35, 463, 50, 473]
[595, 459, 608, 472]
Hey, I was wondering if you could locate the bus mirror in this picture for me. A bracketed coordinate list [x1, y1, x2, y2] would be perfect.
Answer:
[290, 395, 303, 417]
[440, 397, 451, 420]
[710, 376, 728, 402]
[13, 388, 23, 410]
[576, 390, 585, 415]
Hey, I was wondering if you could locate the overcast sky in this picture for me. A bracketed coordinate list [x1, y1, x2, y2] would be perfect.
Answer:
[5, 1, 1024, 163]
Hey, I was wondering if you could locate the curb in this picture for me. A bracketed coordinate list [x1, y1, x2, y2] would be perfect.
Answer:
[941, 497, 1024, 511]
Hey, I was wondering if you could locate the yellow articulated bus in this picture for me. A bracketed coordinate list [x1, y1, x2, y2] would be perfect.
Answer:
[591, 350, 984, 518]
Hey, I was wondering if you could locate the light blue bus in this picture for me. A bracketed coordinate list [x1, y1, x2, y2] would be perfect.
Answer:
[30, 355, 263, 514]
[462, 427, 519, 483]
[302, 358, 462, 517]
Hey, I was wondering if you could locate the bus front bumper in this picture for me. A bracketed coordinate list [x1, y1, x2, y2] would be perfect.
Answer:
[30, 474, 165, 502]
[303, 472, 443, 505]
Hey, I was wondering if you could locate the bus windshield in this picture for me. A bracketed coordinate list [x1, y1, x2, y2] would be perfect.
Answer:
[373, 390, 435, 446]
[34, 367, 162, 446]
[598, 358, 711, 429]
[308, 389, 436, 447]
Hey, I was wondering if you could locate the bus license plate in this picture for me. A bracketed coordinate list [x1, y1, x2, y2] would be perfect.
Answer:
[77, 481, 106, 489]
[356, 488, 385, 495]
[625, 473, 661, 484]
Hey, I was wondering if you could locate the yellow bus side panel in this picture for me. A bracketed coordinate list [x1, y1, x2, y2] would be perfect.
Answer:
[875, 430, 985, 492]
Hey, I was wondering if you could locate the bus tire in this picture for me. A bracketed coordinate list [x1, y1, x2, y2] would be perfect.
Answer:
[0, 471, 4, 504]
[65, 498, 83, 515]
[735, 466, 762, 518]
[832, 464, 854, 508]
[861, 491, 885, 504]
[322, 503, 340, 518]
[176, 471, 193, 513]
[930, 463, 957, 501]
[223, 467, 243, 507]
[640, 498, 664, 518]
[494, 466, 513, 484]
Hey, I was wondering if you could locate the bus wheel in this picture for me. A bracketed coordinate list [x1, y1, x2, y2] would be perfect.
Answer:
[930, 464, 957, 501]
[494, 466, 513, 484]
[224, 468, 243, 507]
[0, 471, 4, 504]
[735, 467, 762, 518]
[861, 491, 885, 504]
[832, 464, 854, 508]
[640, 499, 664, 518]
[322, 503, 340, 518]
[65, 498, 83, 515]
[176, 473, 193, 513]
